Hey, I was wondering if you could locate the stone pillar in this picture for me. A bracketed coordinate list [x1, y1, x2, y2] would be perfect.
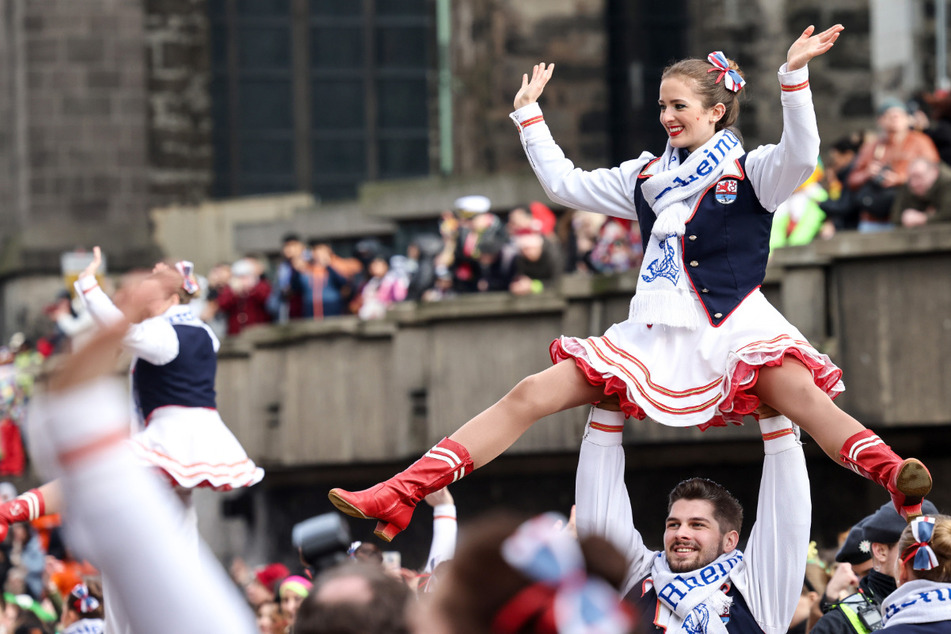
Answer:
[870, 0, 920, 99]
[145, 0, 213, 206]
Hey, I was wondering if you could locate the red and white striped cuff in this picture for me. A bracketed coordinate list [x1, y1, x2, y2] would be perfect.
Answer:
[516, 114, 545, 130]
[584, 408, 626, 446]
[781, 80, 809, 92]
[758, 416, 800, 453]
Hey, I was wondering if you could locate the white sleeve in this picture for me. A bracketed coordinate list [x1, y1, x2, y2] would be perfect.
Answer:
[510, 103, 650, 220]
[731, 416, 811, 634]
[56, 310, 95, 338]
[29, 379, 258, 634]
[745, 64, 821, 212]
[74, 276, 179, 365]
[424, 503, 457, 573]
[575, 408, 656, 595]
[75, 276, 124, 327]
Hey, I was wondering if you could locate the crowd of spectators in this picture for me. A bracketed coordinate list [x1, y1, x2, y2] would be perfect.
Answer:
[224, 493, 947, 634]
[186, 194, 644, 337]
[815, 89, 951, 239]
[0, 480, 102, 633]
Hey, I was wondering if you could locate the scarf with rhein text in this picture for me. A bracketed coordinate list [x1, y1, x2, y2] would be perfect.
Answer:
[632, 129, 745, 329]
[646, 549, 743, 634]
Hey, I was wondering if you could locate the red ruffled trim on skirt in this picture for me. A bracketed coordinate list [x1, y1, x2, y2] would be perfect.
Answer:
[551, 339, 648, 421]
[550, 338, 842, 431]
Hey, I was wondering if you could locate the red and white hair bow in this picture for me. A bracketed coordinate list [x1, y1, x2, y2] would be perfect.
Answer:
[707, 51, 745, 93]
[174, 260, 200, 295]
[902, 516, 940, 571]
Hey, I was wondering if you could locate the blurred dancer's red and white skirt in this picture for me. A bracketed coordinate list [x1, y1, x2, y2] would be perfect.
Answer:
[551, 289, 844, 429]
[130, 406, 264, 491]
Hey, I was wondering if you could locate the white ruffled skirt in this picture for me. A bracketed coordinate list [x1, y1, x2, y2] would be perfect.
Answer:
[551, 290, 844, 429]
[129, 406, 264, 490]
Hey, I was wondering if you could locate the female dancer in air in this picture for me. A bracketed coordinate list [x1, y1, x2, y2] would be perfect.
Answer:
[330, 24, 931, 541]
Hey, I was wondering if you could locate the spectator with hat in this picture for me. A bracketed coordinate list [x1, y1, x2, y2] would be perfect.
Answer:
[813, 499, 940, 634]
[213, 256, 273, 335]
[278, 575, 312, 626]
[817, 518, 874, 616]
[242, 562, 290, 609]
[444, 195, 507, 293]
[848, 98, 940, 232]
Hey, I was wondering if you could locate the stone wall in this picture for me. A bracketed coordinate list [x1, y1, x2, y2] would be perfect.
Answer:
[14, 0, 156, 271]
[452, 0, 610, 176]
[145, 0, 213, 206]
[454, 0, 932, 178]
[684, 0, 877, 150]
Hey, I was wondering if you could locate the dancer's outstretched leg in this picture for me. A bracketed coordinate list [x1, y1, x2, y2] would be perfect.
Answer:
[329, 360, 604, 541]
[753, 359, 931, 520]
[0, 480, 62, 540]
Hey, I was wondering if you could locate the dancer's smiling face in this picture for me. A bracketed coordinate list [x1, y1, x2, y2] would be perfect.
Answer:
[658, 76, 725, 153]
[664, 498, 739, 572]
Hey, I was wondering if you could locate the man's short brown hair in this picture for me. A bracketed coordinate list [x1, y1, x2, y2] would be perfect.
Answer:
[668, 477, 744, 535]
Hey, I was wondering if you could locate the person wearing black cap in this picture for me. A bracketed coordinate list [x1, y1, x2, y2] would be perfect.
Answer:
[818, 518, 874, 616]
[813, 500, 939, 634]
[838, 518, 875, 575]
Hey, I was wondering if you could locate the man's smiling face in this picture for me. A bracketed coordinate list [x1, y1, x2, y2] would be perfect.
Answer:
[664, 498, 737, 572]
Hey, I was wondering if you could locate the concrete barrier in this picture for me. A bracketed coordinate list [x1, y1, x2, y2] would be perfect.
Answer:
[216, 225, 951, 470]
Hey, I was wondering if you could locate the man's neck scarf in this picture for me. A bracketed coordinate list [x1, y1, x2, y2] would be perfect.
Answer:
[646, 549, 744, 634]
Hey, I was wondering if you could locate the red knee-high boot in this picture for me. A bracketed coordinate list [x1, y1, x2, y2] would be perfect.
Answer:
[0, 488, 46, 541]
[839, 429, 932, 521]
[329, 437, 473, 542]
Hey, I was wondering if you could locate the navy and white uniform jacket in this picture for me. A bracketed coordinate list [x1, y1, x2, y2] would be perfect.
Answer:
[575, 414, 811, 634]
[510, 64, 818, 326]
[75, 275, 220, 425]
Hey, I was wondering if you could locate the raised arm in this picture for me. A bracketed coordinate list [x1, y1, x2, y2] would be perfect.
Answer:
[74, 247, 124, 327]
[746, 25, 844, 211]
[575, 407, 654, 595]
[422, 487, 457, 574]
[74, 249, 181, 365]
[510, 64, 648, 219]
[730, 416, 811, 634]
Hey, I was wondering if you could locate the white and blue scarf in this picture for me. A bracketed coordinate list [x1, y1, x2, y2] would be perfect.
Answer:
[647, 550, 744, 634]
[632, 129, 745, 329]
[882, 580, 951, 628]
